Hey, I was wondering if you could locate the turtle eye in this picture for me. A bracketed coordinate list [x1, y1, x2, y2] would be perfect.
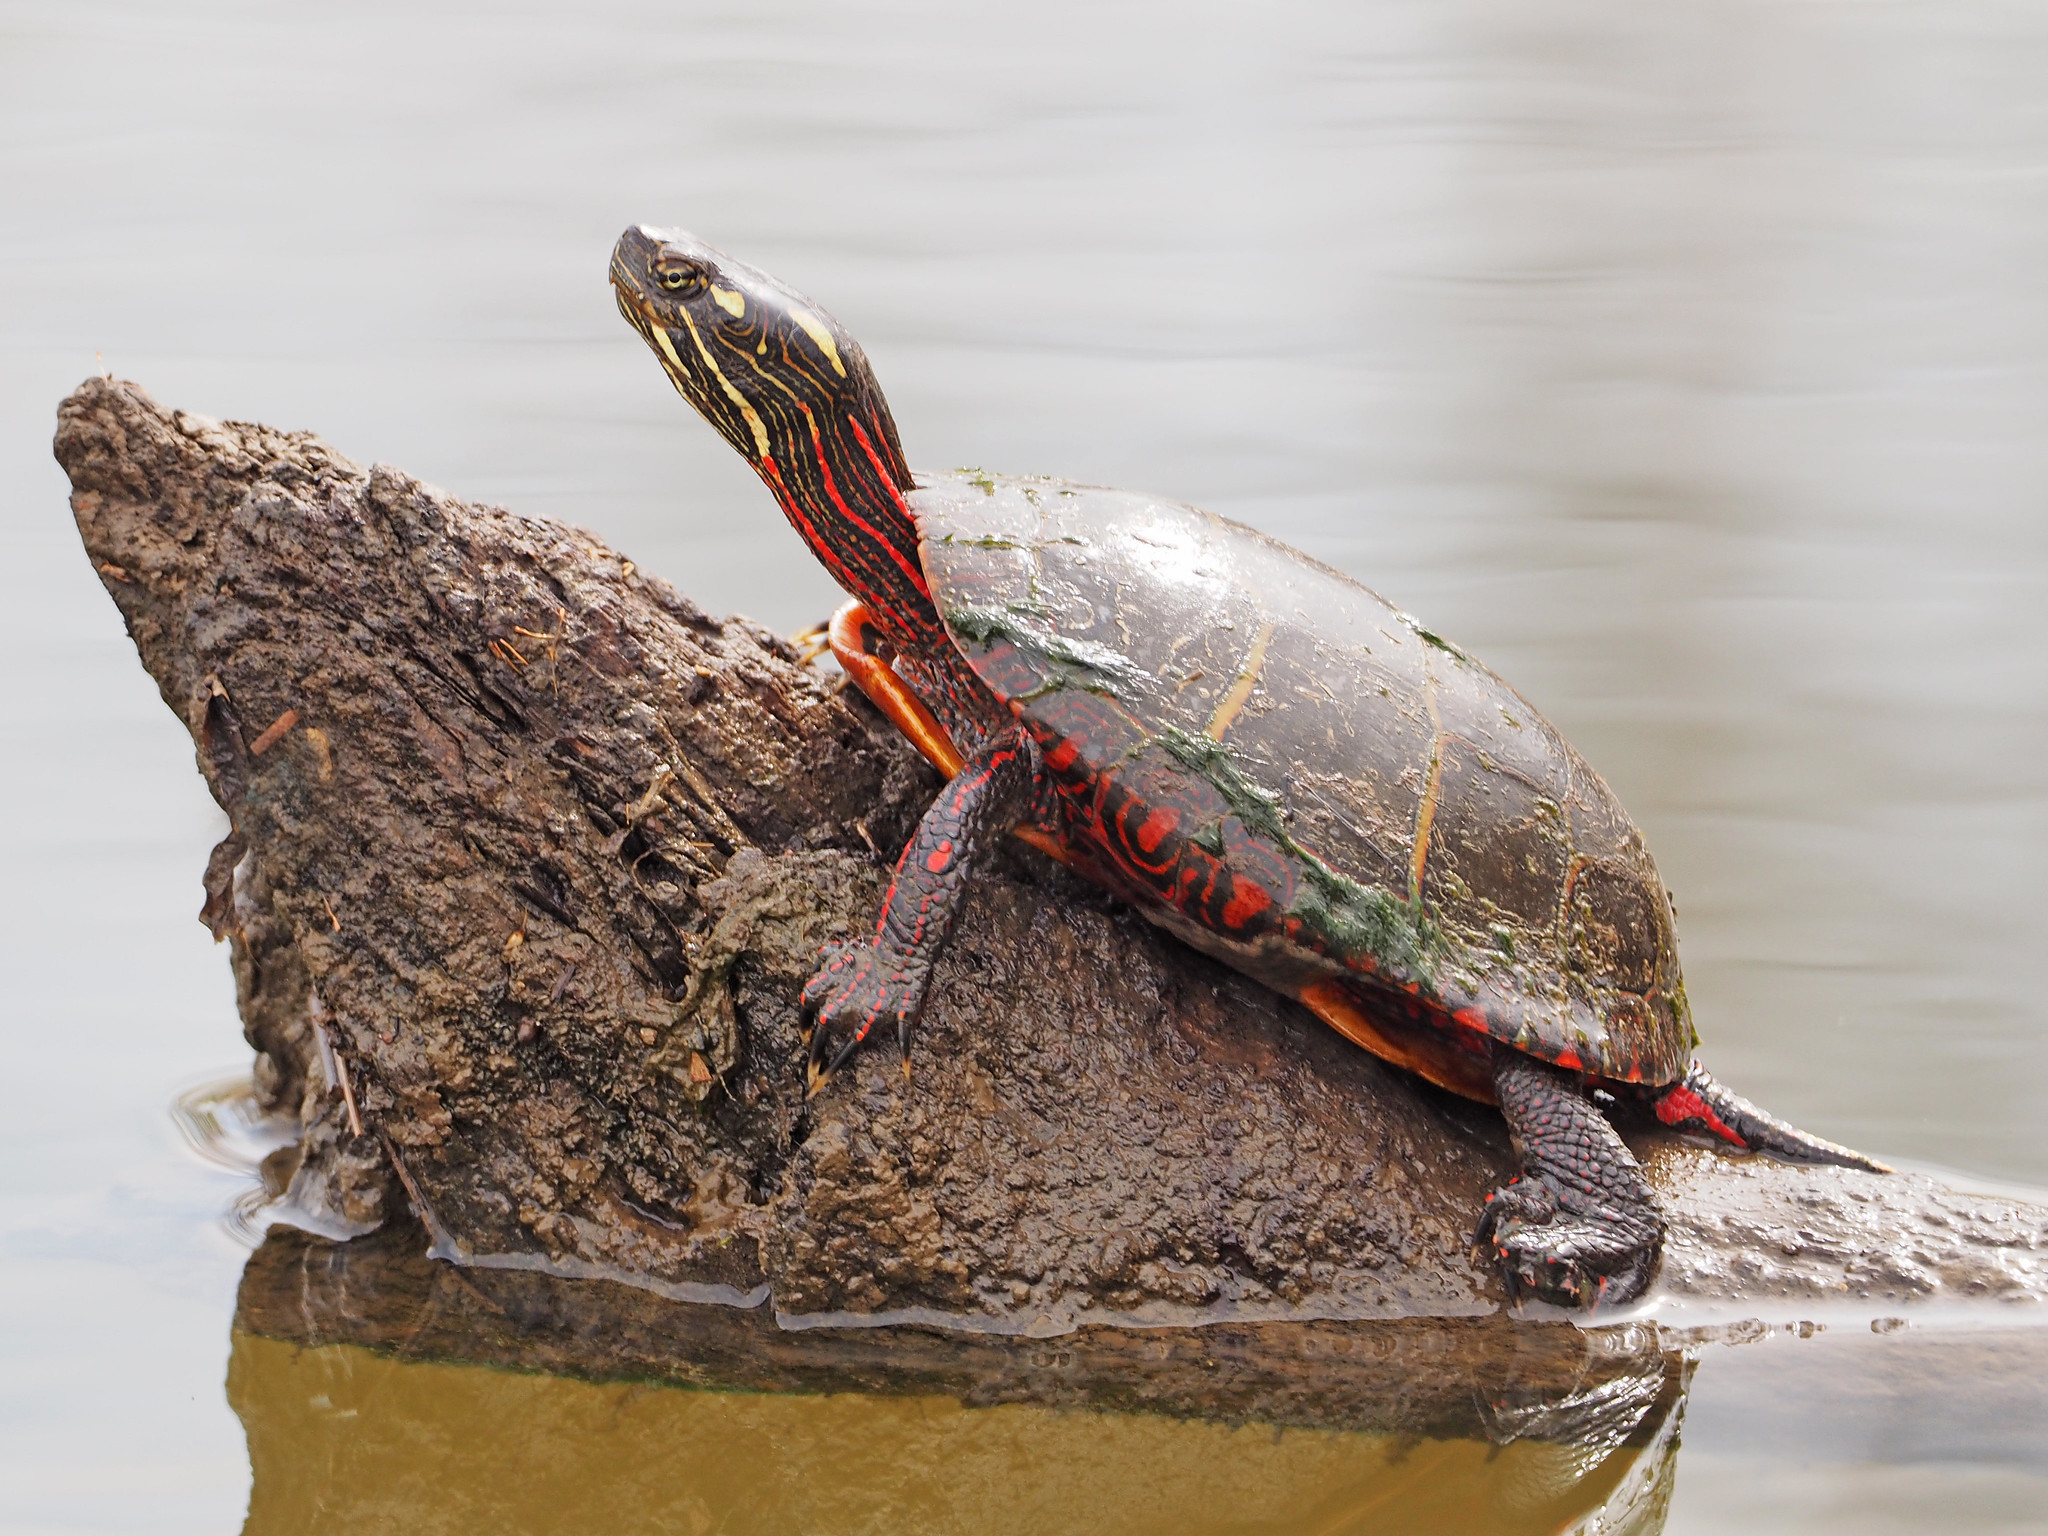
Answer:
[653, 258, 708, 294]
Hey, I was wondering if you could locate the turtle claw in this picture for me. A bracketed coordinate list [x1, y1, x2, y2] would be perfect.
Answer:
[825, 1028, 865, 1079]
[1475, 1176, 1661, 1312]
[1588, 1275, 1611, 1320]
[797, 939, 927, 1094]
[796, 940, 850, 1046]
[804, 1019, 872, 1098]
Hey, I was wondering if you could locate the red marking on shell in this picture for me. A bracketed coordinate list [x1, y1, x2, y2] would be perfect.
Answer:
[1220, 880, 1273, 930]
[1453, 1006, 1488, 1031]
[1553, 1049, 1582, 1072]
[1044, 739, 1080, 773]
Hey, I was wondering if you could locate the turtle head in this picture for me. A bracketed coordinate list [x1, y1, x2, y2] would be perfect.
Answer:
[610, 226, 912, 493]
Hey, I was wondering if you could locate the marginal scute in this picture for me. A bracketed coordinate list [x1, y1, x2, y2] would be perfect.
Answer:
[909, 470, 1691, 1087]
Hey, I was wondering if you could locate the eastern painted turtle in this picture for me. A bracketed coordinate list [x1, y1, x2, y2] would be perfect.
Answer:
[610, 226, 1886, 1310]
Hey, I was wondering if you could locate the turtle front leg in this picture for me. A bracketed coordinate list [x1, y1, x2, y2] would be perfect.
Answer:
[801, 725, 1038, 1093]
[1475, 1050, 1665, 1311]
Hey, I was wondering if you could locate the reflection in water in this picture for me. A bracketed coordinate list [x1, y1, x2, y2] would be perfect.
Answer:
[230, 1223, 1688, 1536]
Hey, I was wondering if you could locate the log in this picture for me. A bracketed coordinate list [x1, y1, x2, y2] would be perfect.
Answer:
[56, 376, 2048, 1331]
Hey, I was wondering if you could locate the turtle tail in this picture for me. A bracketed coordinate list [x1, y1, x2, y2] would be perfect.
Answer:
[1649, 1062, 1890, 1173]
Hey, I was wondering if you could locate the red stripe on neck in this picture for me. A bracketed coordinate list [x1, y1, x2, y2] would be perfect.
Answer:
[848, 416, 911, 511]
[801, 407, 930, 601]
[759, 454, 861, 597]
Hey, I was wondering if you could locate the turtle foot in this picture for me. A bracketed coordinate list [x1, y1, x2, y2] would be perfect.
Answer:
[798, 939, 927, 1094]
[1475, 1177, 1663, 1312]
[1484, 1052, 1668, 1311]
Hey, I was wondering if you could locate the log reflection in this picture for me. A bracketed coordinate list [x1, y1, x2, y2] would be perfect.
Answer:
[230, 1223, 1690, 1535]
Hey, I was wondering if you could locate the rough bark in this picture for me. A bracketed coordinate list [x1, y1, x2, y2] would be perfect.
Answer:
[57, 377, 2048, 1330]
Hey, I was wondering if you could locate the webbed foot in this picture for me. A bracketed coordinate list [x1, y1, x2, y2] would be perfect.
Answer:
[798, 939, 926, 1094]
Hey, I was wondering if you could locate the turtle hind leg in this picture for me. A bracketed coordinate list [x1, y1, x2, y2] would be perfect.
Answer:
[1477, 1051, 1666, 1311]
[1650, 1062, 1890, 1173]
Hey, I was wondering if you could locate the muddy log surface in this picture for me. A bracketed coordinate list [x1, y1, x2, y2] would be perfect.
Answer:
[57, 377, 2048, 1332]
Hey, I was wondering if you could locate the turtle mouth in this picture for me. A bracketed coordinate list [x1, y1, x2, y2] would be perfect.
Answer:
[612, 284, 657, 348]
[608, 269, 666, 355]
[609, 249, 682, 365]
[608, 252, 645, 302]
[611, 275, 662, 336]
[609, 268, 659, 324]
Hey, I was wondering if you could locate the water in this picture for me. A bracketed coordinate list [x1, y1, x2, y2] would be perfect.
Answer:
[3, 1, 2045, 1530]
[218, 1324, 2048, 1536]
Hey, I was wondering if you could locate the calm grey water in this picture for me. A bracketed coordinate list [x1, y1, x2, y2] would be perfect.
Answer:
[3, 2, 2045, 1531]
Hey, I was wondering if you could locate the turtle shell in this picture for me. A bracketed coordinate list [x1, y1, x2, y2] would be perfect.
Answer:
[907, 470, 1695, 1087]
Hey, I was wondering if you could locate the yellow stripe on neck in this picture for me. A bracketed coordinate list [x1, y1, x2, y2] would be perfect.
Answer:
[665, 314, 772, 462]
[789, 307, 848, 379]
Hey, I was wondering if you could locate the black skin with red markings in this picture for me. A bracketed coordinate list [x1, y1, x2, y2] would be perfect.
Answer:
[799, 725, 1038, 1089]
[611, 225, 1887, 1311]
